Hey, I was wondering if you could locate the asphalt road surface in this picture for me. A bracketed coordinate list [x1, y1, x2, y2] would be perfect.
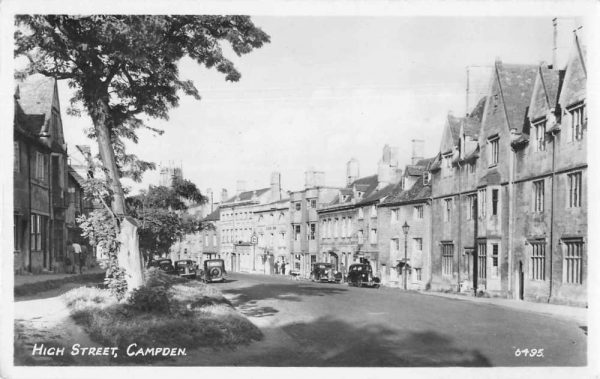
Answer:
[177, 272, 587, 367]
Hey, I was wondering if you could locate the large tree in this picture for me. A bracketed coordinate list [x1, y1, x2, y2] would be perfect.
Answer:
[15, 15, 270, 290]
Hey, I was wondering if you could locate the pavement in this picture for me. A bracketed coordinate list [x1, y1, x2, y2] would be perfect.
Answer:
[14, 266, 105, 287]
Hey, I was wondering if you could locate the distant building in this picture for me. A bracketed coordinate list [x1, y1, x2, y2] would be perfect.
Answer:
[254, 198, 291, 274]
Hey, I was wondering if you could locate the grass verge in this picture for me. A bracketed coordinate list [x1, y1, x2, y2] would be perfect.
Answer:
[62, 269, 262, 363]
[14, 273, 105, 297]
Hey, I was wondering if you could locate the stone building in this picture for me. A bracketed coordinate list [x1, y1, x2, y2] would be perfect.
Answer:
[318, 145, 402, 274]
[377, 153, 434, 289]
[14, 74, 69, 274]
[510, 30, 587, 306]
[218, 172, 284, 272]
[254, 197, 291, 275]
[289, 170, 339, 278]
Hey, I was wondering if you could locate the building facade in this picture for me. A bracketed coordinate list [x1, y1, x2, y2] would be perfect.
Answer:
[254, 198, 291, 274]
[14, 74, 69, 274]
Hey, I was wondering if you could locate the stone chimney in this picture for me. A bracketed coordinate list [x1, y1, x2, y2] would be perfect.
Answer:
[305, 169, 325, 189]
[553, 18, 578, 70]
[221, 188, 229, 203]
[411, 139, 425, 165]
[346, 158, 359, 186]
[270, 172, 282, 202]
[377, 145, 400, 189]
[205, 188, 213, 211]
[236, 180, 246, 196]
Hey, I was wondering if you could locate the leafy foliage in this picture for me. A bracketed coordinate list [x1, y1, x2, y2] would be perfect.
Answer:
[15, 15, 270, 182]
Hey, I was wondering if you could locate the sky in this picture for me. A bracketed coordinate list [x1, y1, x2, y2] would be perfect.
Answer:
[58, 16, 561, 199]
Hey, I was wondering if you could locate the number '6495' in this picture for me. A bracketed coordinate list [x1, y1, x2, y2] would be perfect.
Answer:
[514, 348, 544, 357]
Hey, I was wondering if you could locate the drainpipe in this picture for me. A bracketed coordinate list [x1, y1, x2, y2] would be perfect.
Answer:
[508, 137, 515, 298]
[549, 128, 557, 303]
[27, 144, 32, 272]
[457, 160, 462, 291]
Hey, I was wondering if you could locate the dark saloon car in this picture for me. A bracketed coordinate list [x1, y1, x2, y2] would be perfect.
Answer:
[199, 259, 226, 283]
[310, 262, 343, 283]
[174, 259, 197, 279]
[346, 263, 380, 288]
[148, 258, 178, 275]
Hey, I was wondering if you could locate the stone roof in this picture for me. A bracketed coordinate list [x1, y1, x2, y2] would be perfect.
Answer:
[559, 35, 586, 108]
[68, 166, 87, 188]
[529, 65, 562, 121]
[381, 178, 431, 206]
[203, 207, 221, 222]
[497, 62, 538, 133]
[223, 188, 270, 204]
[478, 168, 502, 186]
[357, 182, 396, 206]
[464, 97, 486, 139]
[15, 74, 56, 136]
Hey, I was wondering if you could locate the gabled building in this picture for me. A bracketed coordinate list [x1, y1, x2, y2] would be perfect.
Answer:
[289, 170, 339, 278]
[510, 29, 587, 306]
[378, 151, 434, 289]
[14, 74, 69, 274]
[318, 145, 402, 274]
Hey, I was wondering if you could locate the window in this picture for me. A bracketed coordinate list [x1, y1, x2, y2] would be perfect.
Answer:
[568, 172, 582, 208]
[294, 225, 301, 241]
[30, 214, 46, 252]
[413, 238, 423, 251]
[443, 153, 453, 177]
[414, 205, 424, 219]
[309, 223, 316, 240]
[341, 217, 347, 237]
[492, 189, 499, 216]
[391, 209, 399, 223]
[534, 120, 546, 152]
[441, 243, 454, 276]
[357, 230, 364, 244]
[444, 198, 452, 222]
[370, 205, 377, 218]
[369, 228, 377, 244]
[491, 243, 499, 278]
[333, 218, 339, 238]
[568, 104, 585, 142]
[415, 268, 422, 281]
[391, 238, 400, 253]
[533, 180, 544, 212]
[477, 242, 487, 279]
[14, 142, 20, 173]
[310, 199, 317, 208]
[35, 152, 47, 181]
[212, 234, 217, 246]
[204, 234, 209, 246]
[530, 241, 546, 281]
[563, 239, 583, 284]
[358, 208, 364, 219]
[467, 194, 476, 220]
[488, 137, 499, 166]
[478, 189, 487, 218]
[468, 162, 476, 174]
[346, 217, 352, 236]
[295, 202, 301, 211]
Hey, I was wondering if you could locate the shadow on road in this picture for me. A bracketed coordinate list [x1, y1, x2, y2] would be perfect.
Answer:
[223, 282, 348, 306]
[275, 316, 492, 367]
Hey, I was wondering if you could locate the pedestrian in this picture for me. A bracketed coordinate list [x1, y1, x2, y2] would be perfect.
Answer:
[65, 240, 74, 273]
[281, 261, 286, 275]
[274, 260, 280, 275]
[72, 241, 82, 274]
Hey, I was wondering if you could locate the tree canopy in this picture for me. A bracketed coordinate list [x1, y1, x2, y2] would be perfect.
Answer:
[15, 15, 270, 213]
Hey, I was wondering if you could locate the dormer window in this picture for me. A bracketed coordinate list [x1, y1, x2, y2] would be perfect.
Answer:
[568, 104, 585, 142]
[442, 153, 453, 177]
[488, 136, 499, 167]
[358, 208, 364, 219]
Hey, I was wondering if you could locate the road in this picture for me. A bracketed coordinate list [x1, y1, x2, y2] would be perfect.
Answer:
[176, 273, 587, 367]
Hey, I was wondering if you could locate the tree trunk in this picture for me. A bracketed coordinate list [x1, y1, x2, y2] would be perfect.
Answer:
[90, 97, 144, 290]
[118, 217, 145, 290]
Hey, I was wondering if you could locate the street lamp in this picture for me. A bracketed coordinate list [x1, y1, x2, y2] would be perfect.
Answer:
[402, 221, 410, 290]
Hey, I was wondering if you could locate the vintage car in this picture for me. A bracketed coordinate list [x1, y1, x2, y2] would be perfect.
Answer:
[148, 258, 178, 275]
[174, 259, 197, 279]
[346, 263, 381, 288]
[310, 262, 343, 283]
[199, 259, 226, 283]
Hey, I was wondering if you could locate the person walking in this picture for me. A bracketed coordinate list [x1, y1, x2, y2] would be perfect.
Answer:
[281, 261, 286, 275]
[72, 241, 82, 274]
[274, 260, 280, 275]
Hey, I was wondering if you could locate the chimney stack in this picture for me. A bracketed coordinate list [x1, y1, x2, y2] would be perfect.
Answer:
[270, 172, 282, 202]
[236, 180, 246, 196]
[346, 158, 359, 186]
[411, 139, 425, 165]
[553, 18, 578, 70]
[221, 188, 229, 203]
[305, 169, 326, 189]
[206, 188, 213, 211]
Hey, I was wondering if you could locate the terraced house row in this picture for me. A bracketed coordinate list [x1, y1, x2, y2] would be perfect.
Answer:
[193, 24, 586, 306]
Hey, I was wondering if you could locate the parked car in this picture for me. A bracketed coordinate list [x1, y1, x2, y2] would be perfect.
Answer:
[147, 258, 178, 275]
[199, 259, 226, 283]
[346, 263, 380, 288]
[174, 259, 197, 279]
[310, 262, 343, 283]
